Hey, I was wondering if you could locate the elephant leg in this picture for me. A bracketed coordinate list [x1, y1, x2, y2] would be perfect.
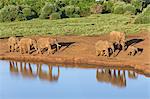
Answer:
[48, 47, 52, 54]
[38, 48, 42, 54]
[27, 45, 30, 54]
[100, 50, 104, 56]
[9, 45, 11, 52]
[106, 49, 109, 57]
[103, 50, 106, 56]
[20, 47, 23, 54]
[20, 47, 22, 54]
[121, 43, 125, 51]
[56, 43, 59, 51]
[13, 44, 15, 52]
[14, 45, 16, 52]
[12, 45, 15, 52]
[128, 51, 131, 56]
[13, 44, 16, 52]
[39, 49, 42, 54]
[133, 50, 136, 56]
[96, 50, 100, 56]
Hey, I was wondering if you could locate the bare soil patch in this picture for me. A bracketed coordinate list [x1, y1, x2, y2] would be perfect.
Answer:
[0, 32, 150, 75]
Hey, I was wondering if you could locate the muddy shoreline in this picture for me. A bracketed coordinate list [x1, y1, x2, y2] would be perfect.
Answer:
[0, 53, 150, 76]
[0, 32, 150, 75]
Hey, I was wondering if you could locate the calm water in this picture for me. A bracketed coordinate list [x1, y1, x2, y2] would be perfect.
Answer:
[0, 60, 150, 99]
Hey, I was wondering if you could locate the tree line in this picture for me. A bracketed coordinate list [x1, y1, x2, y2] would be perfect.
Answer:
[0, 0, 149, 24]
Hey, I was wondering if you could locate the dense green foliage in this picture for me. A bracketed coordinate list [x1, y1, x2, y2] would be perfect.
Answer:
[131, 0, 143, 12]
[0, 5, 19, 22]
[0, 0, 149, 24]
[134, 5, 150, 24]
[124, 4, 136, 15]
[103, 1, 114, 13]
[39, 2, 55, 19]
[113, 4, 125, 14]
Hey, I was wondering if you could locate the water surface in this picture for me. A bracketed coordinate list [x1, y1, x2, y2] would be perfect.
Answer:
[0, 60, 150, 99]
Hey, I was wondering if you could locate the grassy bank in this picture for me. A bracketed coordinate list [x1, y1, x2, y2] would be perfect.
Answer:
[0, 14, 150, 38]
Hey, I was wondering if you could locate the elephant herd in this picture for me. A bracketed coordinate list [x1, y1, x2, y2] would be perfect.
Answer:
[8, 31, 142, 57]
[95, 31, 142, 57]
[8, 37, 61, 54]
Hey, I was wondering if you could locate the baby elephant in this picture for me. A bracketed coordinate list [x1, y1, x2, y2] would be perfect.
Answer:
[95, 40, 114, 57]
[109, 31, 126, 51]
[19, 38, 37, 54]
[127, 46, 142, 56]
[8, 37, 19, 52]
[37, 38, 61, 54]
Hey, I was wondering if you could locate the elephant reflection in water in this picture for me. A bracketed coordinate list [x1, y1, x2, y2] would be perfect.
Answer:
[20, 62, 37, 78]
[96, 69, 126, 88]
[96, 68, 138, 88]
[9, 61, 19, 74]
[128, 71, 138, 79]
[9, 61, 60, 82]
[9, 61, 37, 78]
[37, 64, 60, 82]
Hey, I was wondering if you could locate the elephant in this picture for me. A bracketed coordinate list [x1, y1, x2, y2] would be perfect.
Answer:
[37, 38, 61, 54]
[109, 31, 126, 51]
[127, 46, 138, 56]
[8, 37, 19, 52]
[19, 38, 37, 54]
[95, 40, 114, 57]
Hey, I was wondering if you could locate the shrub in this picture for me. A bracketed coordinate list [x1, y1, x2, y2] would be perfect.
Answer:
[124, 4, 136, 15]
[142, 4, 150, 15]
[69, 0, 80, 5]
[90, 4, 103, 14]
[103, 1, 114, 13]
[31, 1, 45, 16]
[74, 6, 80, 14]
[142, 0, 150, 8]
[64, 5, 75, 17]
[22, 7, 37, 20]
[39, 2, 55, 19]
[15, 13, 27, 21]
[134, 5, 150, 24]
[64, 5, 80, 18]
[22, 7, 32, 17]
[131, 0, 143, 11]
[113, 5, 125, 14]
[0, 5, 19, 22]
[80, 7, 90, 17]
[49, 12, 61, 20]
[112, 1, 125, 8]
[55, 0, 68, 8]
[0, 2, 4, 9]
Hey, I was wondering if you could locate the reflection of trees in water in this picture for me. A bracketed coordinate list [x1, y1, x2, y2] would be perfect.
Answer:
[9, 61, 60, 82]
[96, 68, 138, 88]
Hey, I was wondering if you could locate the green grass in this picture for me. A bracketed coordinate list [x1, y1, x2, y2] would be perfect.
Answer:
[0, 14, 150, 38]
